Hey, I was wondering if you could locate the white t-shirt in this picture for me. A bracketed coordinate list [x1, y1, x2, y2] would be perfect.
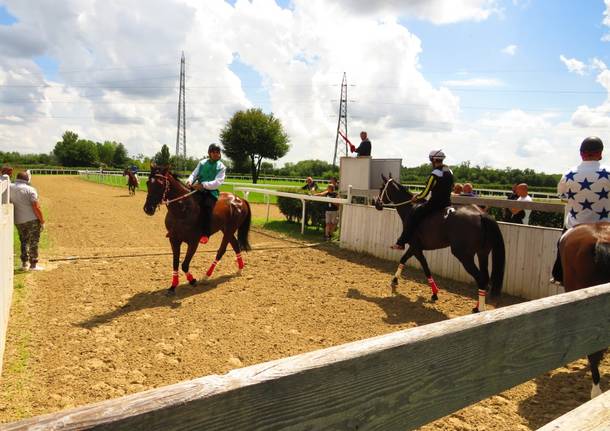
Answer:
[9, 179, 39, 224]
[517, 195, 533, 225]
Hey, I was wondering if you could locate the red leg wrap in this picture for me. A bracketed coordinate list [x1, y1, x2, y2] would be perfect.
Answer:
[236, 254, 244, 270]
[427, 276, 439, 295]
[185, 272, 195, 282]
[206, 260, 219, 277]
[171, 271, 179, 287]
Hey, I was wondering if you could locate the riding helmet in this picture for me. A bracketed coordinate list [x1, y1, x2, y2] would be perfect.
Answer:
[579, 136, 603, 153]
[208, 143, 221, 153]
[428, 149, 446, 161]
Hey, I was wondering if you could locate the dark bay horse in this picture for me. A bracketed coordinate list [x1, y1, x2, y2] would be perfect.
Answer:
[375, 175, 505, 313]
[143, 166, 251, 294]
[559, 222, 610, 398]
[123, 168, 139, 196]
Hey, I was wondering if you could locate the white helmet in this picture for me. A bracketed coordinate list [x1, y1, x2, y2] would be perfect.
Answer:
[428, 149, 446, 161]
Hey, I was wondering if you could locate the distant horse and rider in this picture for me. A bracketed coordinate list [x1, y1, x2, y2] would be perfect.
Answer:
[143, 164, 251, 295]
[123, 167, 139, 196]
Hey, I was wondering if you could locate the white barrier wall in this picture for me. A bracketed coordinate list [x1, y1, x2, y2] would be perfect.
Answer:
[340, 204, 564, 300]
[0, 177, 14, 376]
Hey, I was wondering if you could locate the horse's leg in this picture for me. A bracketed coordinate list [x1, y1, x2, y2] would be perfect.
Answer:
[588, 349, 605, 398]
[205, 233, 230, 279]
[391, 247, 414, 295]
[413, 248, 439, 302]
[229, 236, 244, 274]
[168, 237, 181, 295]
[456, 254, 486, 313]
[476, 250, 490, 294]
[181, 240, 199, 286]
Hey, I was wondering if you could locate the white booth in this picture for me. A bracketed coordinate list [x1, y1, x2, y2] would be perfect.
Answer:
[339, 156, 402, 195]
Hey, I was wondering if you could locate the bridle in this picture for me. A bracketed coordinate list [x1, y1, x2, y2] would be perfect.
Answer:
[378, 178, 412, 208]
[150, 172, 197, 206]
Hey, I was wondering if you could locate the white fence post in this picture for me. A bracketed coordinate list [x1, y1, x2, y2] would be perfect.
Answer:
[0, 175, 14, 378]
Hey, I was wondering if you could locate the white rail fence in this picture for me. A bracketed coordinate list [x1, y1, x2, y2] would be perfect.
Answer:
[4, 283, 610, 430]
[0, 175, 14, 378]
[340, 204, 564, 300]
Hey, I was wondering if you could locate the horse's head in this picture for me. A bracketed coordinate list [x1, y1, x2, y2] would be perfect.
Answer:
[143, 164, 170, 215]
[374, 173, 413, 210]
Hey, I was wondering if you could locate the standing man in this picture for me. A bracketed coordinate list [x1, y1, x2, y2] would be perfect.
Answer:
[551, 136, 610, 283]
[348, 131, 372, 157]
[391, 150, 453, 250]
[301, 176, 318, 193]
[508, 183, 533, 224]
[10, 171, 45, 271]
[186, 143, 226, 245]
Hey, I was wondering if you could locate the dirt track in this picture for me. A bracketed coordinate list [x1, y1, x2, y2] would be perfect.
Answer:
[0, 176, 607, 429]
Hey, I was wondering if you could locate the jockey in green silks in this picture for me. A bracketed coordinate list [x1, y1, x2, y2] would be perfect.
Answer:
[186, 143, 226, 244]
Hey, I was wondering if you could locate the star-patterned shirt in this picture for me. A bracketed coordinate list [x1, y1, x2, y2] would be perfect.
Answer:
[557, 160, 610, 228]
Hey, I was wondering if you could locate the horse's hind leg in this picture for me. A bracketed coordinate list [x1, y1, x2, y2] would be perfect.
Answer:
[205, 234, 230, 279]
[229, 236, 244, 274]
[588, 349, 605, 398]
[181, 240, 199, 286]
[456, 254, 486, 313]
[391, 247, 414, 295]
[413, 249, 439, 302]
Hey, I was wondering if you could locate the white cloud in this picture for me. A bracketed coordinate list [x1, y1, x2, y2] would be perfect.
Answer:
[602, 0, 610, 41]
[559, 54, 586, 75]
[441, 78, 504, 87]
[501, 44, 517, 55]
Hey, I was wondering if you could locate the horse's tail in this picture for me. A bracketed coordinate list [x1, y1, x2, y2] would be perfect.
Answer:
[594, 241, 610, 280]
[481, 215, 505, 299]
[238, 199, 252, 251]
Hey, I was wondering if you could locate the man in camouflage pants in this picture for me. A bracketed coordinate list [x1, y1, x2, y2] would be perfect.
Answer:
[10, 171, 45, 271]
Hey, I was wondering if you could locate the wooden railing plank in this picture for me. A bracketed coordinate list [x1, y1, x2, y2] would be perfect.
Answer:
[3, 284, 610, 431]
[537, 390, 610, 430]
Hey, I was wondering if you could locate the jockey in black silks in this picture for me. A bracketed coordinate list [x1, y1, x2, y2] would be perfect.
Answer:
[391, 150, 454, 250]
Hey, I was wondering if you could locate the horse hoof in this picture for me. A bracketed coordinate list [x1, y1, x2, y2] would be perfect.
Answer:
[166, 287, 176, 296]
[189, 279, 197, 286]
[472, 307, 479, 313]
[431, 293, 438, 302]
[236, 269, 242, 276]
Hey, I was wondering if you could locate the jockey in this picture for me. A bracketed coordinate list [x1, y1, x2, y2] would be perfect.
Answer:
[551, 136, 610, 284]
[391, 150, 454, 250]
[129, 164, 139, 185]
[186, 143, 226, 245]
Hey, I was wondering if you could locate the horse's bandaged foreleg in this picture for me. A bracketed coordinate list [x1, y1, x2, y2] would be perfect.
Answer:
[206, 259, 220, 278]
[185, 272, 195, 283]
[477, 289, 486, 311]
[427, 276, 439, 295]
[394, 264, 404, 279]
[236, 253, 244, 270]
[171, 270, 179, 288]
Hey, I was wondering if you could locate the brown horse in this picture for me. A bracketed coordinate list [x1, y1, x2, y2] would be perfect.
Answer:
[123, 168, 139, 196]
[559, 222, 610, 398]
[143, 165, 251, 294]
[375, 175, 505, 313]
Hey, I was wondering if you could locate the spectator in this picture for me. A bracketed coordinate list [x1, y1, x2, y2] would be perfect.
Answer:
[1, 164, 13, 178]
[301, 176, 319, 193]
[503, 183, 519, 221]
[316, 184, 340, 240]
[10, 171, 45, 271]
[452, 183, 463, 195]
[551, 136, 610, 284]
[348, 131, 372, 157]
[329, 177, 339, 190]
[460, 183, 477, 197]
[508, 183, 532, 224]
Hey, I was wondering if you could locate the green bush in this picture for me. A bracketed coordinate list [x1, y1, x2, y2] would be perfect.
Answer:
[276, 189, 326, 228]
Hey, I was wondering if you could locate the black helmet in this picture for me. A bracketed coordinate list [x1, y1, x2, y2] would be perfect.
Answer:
[208, 143, 221, 153]
[580, 136, 603, 153]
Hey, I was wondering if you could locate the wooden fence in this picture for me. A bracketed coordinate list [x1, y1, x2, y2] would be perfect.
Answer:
[3, 283, 609, 430]
[340, 204, 564, 300]
[0, 176, 14, 377]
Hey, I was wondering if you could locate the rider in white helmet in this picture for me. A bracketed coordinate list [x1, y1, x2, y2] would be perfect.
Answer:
[391, 150, 454, 250]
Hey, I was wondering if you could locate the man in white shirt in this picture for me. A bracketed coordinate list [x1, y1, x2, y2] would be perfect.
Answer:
[551, 136, 610, 283]
[514, 183, 533, 225]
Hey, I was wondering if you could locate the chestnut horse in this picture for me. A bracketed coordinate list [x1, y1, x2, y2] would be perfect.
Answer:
[375, 175, 505, 313]
[559, 222, 610, 398]
[143, 166, 251, 294]
[123, 168, 139, 196]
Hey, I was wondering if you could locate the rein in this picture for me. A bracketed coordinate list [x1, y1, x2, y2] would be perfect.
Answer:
[153, 173, 198, 206]
[379, 178, 412, 208]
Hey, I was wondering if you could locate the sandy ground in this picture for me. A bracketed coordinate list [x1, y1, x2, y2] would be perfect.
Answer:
[0, 176, 607, 429]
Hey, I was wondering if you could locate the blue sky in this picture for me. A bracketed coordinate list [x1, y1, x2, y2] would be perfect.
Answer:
[1, 0, 609, 173]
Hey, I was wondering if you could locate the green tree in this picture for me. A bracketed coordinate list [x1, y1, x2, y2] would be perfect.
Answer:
[53, 132, 99, 167]
[220, 108, 289, 183]
[112, 143, 129, 167]
[154, 144, 171, 166]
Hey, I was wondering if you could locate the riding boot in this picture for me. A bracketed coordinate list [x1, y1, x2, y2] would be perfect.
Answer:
[551, 249, 563, 284]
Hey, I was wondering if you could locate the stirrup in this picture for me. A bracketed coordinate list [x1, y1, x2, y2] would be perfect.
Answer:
[549, 277, 563, 286]
[199, 236, 209, 245]
[390, 244, 405, 250]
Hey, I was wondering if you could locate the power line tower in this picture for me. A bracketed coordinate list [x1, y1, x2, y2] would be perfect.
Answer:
[175, 51, 186, 169]
[332, 72, 348, 168]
